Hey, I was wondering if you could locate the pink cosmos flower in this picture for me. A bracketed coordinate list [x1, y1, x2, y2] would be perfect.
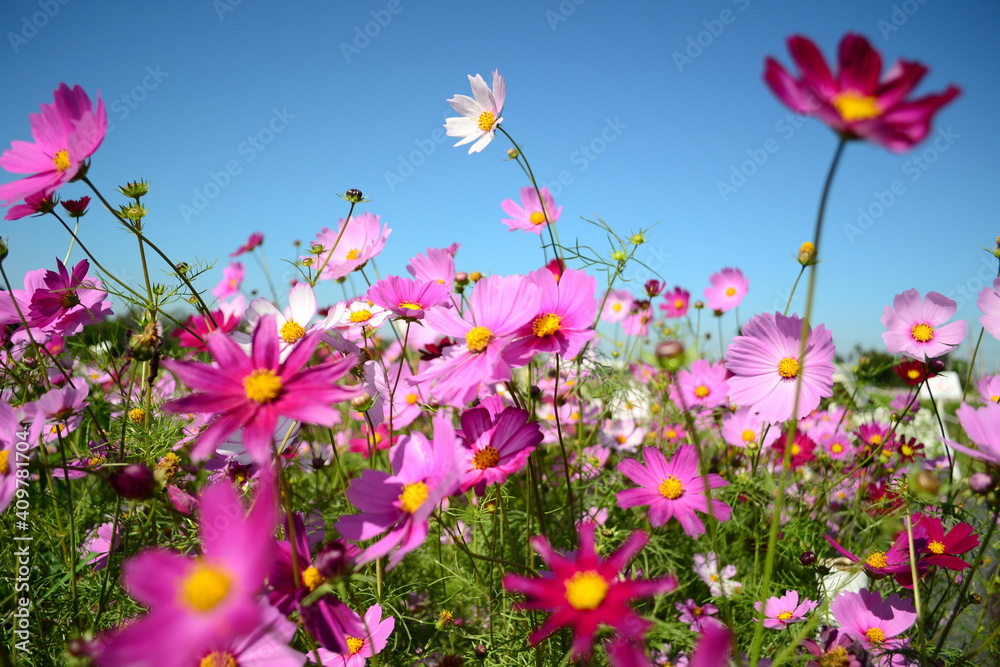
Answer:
[458, 402, 543, 495]
[212, 262, 245, 299]
[230, 231, 264, 257]
[366, 275, 452, 320]
[61, 195, 90, 217]
[0, 401, 27, 513]
[659, 287, 690, 318]
[754, 590, 818, 629]
[977, 374, 1000, 404]
[824, 534, 915, 580]
[945, 401, 1000, 466]
[502, 522, 678, 659]
[445, 70, 505, 154]
[413, 274, 540, 407]
[174, 295, 244, 352]
[671, 359, 729, 411]
[909, 514, 979, 572]
[406, 246, 456, 287]
[725, 312, 836, 424]
[704, 268, 748, 313]
[977, 277, 1000, 341]
[765, 33, 960, 153]
[95, 475, 277, 667]
[689, 620, 734, 667]
[307, 213, 391, 281]
[829, 589, 916, 654]
[190, 601, 307, 667]
[601, 289, 633, 323]
[880, 288, 966, 360]
[315, 604, 395, 667]
[4, 188, 56, 220]
[503, 267, 597, 365]
[675, 599, 719, 632]
[616, 445, 731, 537]
[721, 407, 779, 449]
[337, 412, 461, 570]
[162, 314, 360, 464]
[621, 299, 653, 337]
[500, 186, 562, 233]
[82, 522, 120, 572]
[268, 513, 364, 653]
[0, 84, 107, 207]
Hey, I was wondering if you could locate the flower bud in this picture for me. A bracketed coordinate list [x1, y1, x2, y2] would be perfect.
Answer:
[351, 392, 373, 411]
[797, 241, 817, 266]
[61, 196, 91, 218]
[117, 179, 150, 199]
[474, 644, 488, 660]
[655, 340, 684, 360]
[799, 551, 817, 566]
[927, 358, 946, 373]
[343, 188, 364, 203]
[314, 539, 351, 579]
[108, 463, 155, 500]
[506, 148, 519, 159]
[913, 469, 940, 495]
[644, 279, 664, 297]
[969, 472, 995, 494]
[693, 300, 704, 310]
[454, 272, 469, 285]
[468, 271, 483, 283]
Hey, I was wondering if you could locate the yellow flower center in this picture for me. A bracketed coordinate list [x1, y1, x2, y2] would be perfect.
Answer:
[901, 443, 914, 457]
[694, 385, 710, 398]
[532, 313, 562, 337]
[776, 610, 794, 621]
[791, 443, 802, 455]
[564, 570, 608, 610]
[466, 325, 493, 352]
[865, 550, 888, 569]
[406, 392, 419, 405]
[725, 286, 737, 297]
[832, 91, 882, 122]
[612, 303, 622, 312]
[666, 429, 677, 439]
[398, 300, 422, 311]
[346, 248, 361, 260]
[821, 646, 850, 667]
[301, 565, 326, 591]
[349, 309, 373, 323]
[280, 321, 305, 343]
[907, 369, 921, 380]
[911, 323, 934, 342]
[674, 298, 685, 309]
[865, 627, 886, 644]
[399, 481, 429, 514]
[476, 111, 496, 132]
[53, 149, 71, 172]
[179, 561, 233, 613]
[243, 369, 283, 404]
[831, 443, 844, 454]
[992, 395, 1000, 403]
[473, 446, 500, 469]
[529, 211, 547, 225]
[870, 435, 883, 446]
[200, 651, 237, 667]
[928, 540, 946, 555]
[346, 636, 365, 655]
[0, 451, 9, 475]
[777, 357, 800, 378]
[741, 429, 756, 444]
[659, 475, 684, 499]
[89, 455, 106, 466]
[128, 408, 146, 423]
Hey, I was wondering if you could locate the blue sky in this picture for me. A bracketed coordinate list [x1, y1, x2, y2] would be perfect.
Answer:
[2, 0, 999, 369]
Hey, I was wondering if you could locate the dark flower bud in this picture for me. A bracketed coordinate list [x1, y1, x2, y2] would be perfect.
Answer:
[656, 340, 684, 360]
[799, 551, 817, 566]
[108, 463, 155, 500]
[927, 358, 946, 373]
[314, 539, 351, 579]
[969, 472, 995, 494]
[474, 644, 488, 659]
[644, 279, 664, 297]
[344, 188, 364, 203]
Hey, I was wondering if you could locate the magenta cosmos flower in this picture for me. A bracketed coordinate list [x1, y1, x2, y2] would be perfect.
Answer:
[659, 286, 690, 318]
[315, 604, 395, 667]
[726, 312, 836, 424]
[616, 445, 731, 538]
[671, 359, 729, 411]
[0, 84, 107, 207]
[503, 266, 597, 365]
[754, 590, 818, 629]
[337, 412, 460, 570]
[977, 277, 1000, 341]
[458, 401, 543, 495]
[445, 70, 505, 154]
[830, 589, 916, 654]
[704, 267, 748, 313]
[230, 231, 264, 257]
[502, 522, 678, 659]
[765, 33, 960, 153]
[212, 261, 244, 299]
[4, 188, 57, 220]
[162, 314, 360, 464]
[881, 288, 966, 360]
[95, 475, 277, 667]
[366, 274, 451, 320]
[500, 186, 562, 233]
[413, 274, 540, 407]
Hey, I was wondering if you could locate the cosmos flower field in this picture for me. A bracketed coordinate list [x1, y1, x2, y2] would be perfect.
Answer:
[1, 32, 999, 667]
